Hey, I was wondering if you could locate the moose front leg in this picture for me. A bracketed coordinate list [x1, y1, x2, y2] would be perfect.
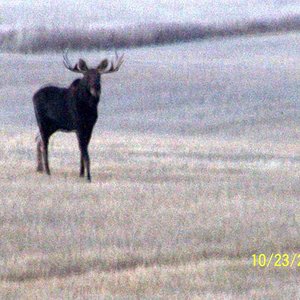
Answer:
[80, 145, 91, 182]
[83, 148, 91, 182]
[77, 129, 93, 182]
[80, 155, 85, 177]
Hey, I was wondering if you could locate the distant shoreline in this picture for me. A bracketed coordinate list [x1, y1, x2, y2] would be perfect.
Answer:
[1, 15, 300, 53]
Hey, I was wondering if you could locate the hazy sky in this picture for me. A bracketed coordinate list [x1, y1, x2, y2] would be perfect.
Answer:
[0, 0, 299, 29]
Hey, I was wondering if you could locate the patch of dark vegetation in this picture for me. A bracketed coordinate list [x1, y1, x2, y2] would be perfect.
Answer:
[1, 15, 300, 53]
[0, 250, 245, 283]
[0, 245, 292, 283]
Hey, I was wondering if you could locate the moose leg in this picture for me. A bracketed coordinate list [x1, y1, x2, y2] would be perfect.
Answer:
[84, 148, 91, 182]
[80, 155, 84, 177]
[77, 130, 92, 182]
[79, 145, 91, 182]
[40, 131, 51, 176]
[43, 138, 51, 175]
[36, 139, 44, 173]
[80, 144, 91, 182]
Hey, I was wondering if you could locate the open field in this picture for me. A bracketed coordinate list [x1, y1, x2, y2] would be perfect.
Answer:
[0, 33, 299, 298]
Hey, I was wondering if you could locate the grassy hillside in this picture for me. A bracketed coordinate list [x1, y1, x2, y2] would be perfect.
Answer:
[0, 33, 299, 298]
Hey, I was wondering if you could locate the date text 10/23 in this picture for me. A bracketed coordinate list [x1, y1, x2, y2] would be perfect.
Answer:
[252, 254, 300, 268]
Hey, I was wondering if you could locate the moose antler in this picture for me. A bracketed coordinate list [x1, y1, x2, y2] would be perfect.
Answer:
[63, 49, 88, 73]
[97, 50, 124, 74]
[63, 49, 124, 74]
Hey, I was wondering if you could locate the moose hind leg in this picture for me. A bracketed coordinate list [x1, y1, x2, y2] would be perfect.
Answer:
[36, 139, 44, 173]
[85, 151, 91, 182]
[40, 132, 51, 176]
[44, 139, 51, 175]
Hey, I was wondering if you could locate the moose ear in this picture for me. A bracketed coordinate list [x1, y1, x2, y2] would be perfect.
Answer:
[77, 59, 89, 72]
[97, 59, 109, 72]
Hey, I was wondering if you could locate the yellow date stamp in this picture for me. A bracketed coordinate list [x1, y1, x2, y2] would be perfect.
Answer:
[252, 254, 300, 268]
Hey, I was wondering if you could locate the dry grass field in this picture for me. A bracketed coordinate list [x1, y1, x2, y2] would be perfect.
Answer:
[0, 33, 299, 298]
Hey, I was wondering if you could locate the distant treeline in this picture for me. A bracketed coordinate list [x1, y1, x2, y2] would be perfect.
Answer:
[1, 16, 300, 53]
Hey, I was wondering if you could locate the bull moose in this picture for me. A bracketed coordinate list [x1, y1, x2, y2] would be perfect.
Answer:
[33, 50, 124, 182]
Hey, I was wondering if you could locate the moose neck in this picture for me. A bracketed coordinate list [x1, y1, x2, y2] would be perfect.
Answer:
[79, 79, 101, 106]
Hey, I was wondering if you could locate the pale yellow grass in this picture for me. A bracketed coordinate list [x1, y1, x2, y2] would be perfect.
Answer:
[0, 128, 299, 298]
